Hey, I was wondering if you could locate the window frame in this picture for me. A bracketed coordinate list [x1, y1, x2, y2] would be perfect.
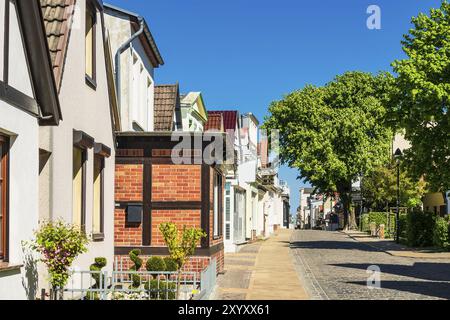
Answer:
[85, 0, 97, 89]
[213, 171, 223, 239]
[0, 135, 9, 262]
[72, 146, 87, 233]
[92, 154, 105, 241]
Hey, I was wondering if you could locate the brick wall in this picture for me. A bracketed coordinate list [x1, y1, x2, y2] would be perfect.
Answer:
[115, 164, 143, 202]
[114, 208, 142, 246]
[152, 164, 201, 202]
[151, 210, 201, 246]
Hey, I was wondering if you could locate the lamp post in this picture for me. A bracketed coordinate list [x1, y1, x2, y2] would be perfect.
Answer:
[394, 148, 403, 244]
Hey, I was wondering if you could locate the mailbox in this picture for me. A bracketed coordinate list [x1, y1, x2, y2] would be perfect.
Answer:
[126, 204, 142, 223]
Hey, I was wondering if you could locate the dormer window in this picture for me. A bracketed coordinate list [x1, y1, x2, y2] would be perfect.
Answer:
[85, 0, 97, 88]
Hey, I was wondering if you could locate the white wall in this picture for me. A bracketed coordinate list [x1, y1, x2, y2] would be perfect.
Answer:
[104, 11, 155, 132]
[0, 102, 40, 300]
[39, 1, 115, 290]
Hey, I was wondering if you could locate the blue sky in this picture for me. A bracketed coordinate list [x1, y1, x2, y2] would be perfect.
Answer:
[106, 0, 442, 213]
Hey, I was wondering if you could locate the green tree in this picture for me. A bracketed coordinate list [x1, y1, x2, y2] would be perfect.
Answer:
[362, 162, 427, 211]
[159, 223, 206, 299]
[392, 1, 450, 193]
[264, 72, 394, 230]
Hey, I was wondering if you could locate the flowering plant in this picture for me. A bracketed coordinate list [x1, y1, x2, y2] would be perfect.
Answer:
[29, 220, 89, 292]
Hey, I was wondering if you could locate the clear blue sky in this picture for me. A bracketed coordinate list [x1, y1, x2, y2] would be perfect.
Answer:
[106, 0, 442, 214]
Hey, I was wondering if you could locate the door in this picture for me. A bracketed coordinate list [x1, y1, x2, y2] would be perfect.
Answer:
[233, 189, 246, 244]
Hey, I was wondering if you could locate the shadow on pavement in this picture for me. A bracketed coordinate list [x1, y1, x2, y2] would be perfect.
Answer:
[347, 280, 450, 300]
[331, 262, 450, 282]
[290, 240, 381, 252]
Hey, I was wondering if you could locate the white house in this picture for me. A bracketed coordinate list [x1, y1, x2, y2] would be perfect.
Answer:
[180, 92, 208, 132]
[0, 0, 61, 299]
[38, 0, 119, 292]
[104, 3, 164, 132]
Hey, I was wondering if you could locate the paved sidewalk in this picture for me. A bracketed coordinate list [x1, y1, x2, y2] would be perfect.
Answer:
[212, 229, 309, 300]
[343, 230, 450, 259]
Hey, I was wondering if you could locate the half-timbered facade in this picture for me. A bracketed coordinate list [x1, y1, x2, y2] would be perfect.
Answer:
[114, 133, 225, 274]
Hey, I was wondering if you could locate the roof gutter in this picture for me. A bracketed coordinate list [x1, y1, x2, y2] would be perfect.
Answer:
[114, 17, 145, 111]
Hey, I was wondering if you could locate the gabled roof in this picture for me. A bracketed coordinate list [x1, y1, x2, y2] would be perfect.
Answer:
[208, 111, 238, 131]
[180, 92, 208, 122]
[104, 3, 164, 68]
[40, 0, 76, 91]
[154, 84, 179, 131]
[205, 113, 224, 132]
[14, 0, 62, 124]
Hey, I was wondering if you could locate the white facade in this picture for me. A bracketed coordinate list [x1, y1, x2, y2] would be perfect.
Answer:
[39, 1, 116, 290]
[0, 0, 60, 299]
[104, 6, 159, 132]
[180, 93, 208, 132]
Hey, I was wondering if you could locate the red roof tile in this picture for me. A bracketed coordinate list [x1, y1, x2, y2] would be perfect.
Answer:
[205, 113, 223, 131]
[208, 111, 238, 132]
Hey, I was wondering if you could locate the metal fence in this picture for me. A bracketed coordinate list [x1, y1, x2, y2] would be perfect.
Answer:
[59, 258, 217, 300]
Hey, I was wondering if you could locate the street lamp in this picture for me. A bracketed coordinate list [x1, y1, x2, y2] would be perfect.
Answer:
[394, 148, 403, 244]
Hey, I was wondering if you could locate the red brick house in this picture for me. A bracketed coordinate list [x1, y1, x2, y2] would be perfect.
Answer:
[114, 127, 226, 273]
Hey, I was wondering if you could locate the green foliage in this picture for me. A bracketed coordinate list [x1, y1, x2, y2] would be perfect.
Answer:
[146, 257, 166, 275]
[29, 220, 89, 290]
[362, 163, 427, 211]
[406, 211, 436, 247]
[89, 257, 107, 290]
[361, 212, 398, 239]
[163, 257, 179, 272]
[433, 216, 450, 250]
[129, 249, 143, 288]
[391, 1, 450, 192]
[144, 280, 176, 300]
[263, 72, 394, 229]
[158, 223, 206, 272]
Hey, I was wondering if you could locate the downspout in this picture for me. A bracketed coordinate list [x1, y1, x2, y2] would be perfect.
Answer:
[114, 17, 145, 111]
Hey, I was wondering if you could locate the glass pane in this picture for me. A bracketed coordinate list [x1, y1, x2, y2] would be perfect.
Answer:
[72, 147, 83, 228]
[93, 157, 102, 233]
[85, 11, 93, 77]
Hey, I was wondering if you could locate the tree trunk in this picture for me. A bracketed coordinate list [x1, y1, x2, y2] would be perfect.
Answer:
[338, 182, 354, 231]
[341, 192, 350, 231]
[349, 206, 357, 230]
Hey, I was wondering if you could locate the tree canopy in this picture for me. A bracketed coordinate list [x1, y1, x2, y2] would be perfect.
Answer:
[362, 162, 428, 211]
[264, 71, 394, 229]
[392, 1, 450, 192]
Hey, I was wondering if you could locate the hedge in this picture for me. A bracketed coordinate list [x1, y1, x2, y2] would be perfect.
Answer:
[361, 212, 398, 239]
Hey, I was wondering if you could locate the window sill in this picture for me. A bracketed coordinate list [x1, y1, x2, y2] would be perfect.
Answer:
[92, 233, 105, 242]
[85, 75, 97, 90]
[0, 262, 23, 273]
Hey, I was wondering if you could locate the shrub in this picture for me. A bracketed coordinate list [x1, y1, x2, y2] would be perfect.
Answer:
[146, 257, 166, 276]
[406, 210, 436, 247]
[164, 257, 179, 272]
[433, 216, 450, 250]
[129, 249, 143, 288]
[144, 280, 176, 300]
[28, 220, 89, 295]
[85, 257, 107, 300]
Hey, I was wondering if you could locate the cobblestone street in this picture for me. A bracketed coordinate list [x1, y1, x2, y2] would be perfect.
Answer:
[291, 230, 450, 300]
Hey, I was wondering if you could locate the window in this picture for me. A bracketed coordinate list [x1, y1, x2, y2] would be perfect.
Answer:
[213, 172, 223, 238]
[85, 1, 96, 86]
[225, 183, 231, 240]
[73, 147, 86, 231]
[0, 135, 8, 261]
[92, 155, 104, 240]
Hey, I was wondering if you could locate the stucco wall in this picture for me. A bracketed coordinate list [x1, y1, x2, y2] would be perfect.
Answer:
[0, 102, 40, 300]
[104, 10, 155, 132]
[39, 1, 115, 288]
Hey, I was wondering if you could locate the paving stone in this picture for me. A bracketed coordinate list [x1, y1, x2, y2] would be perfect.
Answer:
[291, 230, 450, 300]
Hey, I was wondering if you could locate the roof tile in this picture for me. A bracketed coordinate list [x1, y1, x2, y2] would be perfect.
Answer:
[154, 84, 179, 131]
